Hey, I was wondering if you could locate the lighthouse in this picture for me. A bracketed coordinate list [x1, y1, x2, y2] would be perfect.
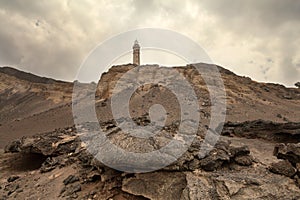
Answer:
[133, 40, 140, 65]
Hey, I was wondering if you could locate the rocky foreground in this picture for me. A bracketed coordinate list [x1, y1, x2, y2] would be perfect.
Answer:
[1, 118, 300, 200]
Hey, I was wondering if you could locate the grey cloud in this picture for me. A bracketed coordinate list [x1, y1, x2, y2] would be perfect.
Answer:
[130, 0, 198, 28]
[132, 0, 156, 13]
[0, 31, 23, 65]
[200, 0, 300, 30]
[0, 0, 298, 86]
[0, 1, 113, 80]
[199, 0, 300, 86]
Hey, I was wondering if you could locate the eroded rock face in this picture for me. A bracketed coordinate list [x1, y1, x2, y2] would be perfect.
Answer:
[221, 120, 300, 143]
[4, 126, 80, 156]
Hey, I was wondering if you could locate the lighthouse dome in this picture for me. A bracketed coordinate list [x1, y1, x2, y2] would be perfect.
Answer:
[133, 39, 140, 49]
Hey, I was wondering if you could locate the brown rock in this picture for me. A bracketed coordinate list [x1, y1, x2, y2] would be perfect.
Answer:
[274, 143, 300, 165]
[270, 160, 297, 177]
[122, 172, 186, 200]
[234, 155, 253, 166]
[4, 127, 80, 156]
[4, 141, 21, 153]
[221, 121, 300, 143]
[229, 145, 250, 157]
[199, 149, 230, 171]
[7, 176, 20, 183]
[63, 175, 79, 185]
[40, 157, 59, 173]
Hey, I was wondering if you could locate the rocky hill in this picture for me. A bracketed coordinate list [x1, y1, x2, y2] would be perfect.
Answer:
[0, 64, 299, 199]
[95, 64, 299, 126]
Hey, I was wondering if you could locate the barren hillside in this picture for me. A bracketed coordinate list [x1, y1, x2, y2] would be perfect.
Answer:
[0, 64, 299, 199]
[96, 63, 299, 123]
[1, 64, 299, 148]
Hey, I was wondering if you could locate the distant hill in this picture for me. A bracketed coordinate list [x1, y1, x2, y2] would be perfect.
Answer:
[0, 67, 63, 84]
[0, 66, 74, 148]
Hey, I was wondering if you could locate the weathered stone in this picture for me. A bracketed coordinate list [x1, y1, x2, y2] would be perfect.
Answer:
[296, 163, 300, 174]
[274, 143, 300, 165]
[86, 172, 101, 183]
[100, 168, 121, 182]
[234, 155, 253, 166]
[295, 176, 300, 188]
[7, 176, 20, 183]
[61, 184, 82, 197]
[188, 159, 200, 171]
[221, 120, 300, 143]
[122, 172, 186, 200]
[40, 157, 59, 173]
[15, 188, 23, 193]
[181, 172, 214, 200]
[224, 180, 243, 196]
[70, 184, 81, 193]
[270, 160, 297, 177]
[199, 149, 230, 171]
[77, 151, 94, 167]
[229, 145, 250, 157]
[5, 184, 19, 196]
[63, 175, 79, 185]
[4, 126, 80, 156]
[4, 140, 21, 153]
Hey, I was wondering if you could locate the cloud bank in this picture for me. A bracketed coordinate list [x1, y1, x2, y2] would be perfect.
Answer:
[0, 0, 299, 86]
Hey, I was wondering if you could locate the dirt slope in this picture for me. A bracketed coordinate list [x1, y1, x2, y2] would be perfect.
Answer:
[0, 67, 75, 148]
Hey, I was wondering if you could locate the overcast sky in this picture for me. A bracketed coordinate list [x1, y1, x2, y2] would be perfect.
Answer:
[0, 0, 299, 86]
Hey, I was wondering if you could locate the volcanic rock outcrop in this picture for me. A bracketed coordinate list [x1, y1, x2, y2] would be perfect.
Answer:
[1, 116, 300, 199]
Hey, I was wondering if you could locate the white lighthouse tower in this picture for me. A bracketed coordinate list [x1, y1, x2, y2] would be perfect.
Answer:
[133, 40, 140, 65]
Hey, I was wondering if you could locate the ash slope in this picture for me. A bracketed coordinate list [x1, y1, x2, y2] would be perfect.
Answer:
[0, 67, 76, 148]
